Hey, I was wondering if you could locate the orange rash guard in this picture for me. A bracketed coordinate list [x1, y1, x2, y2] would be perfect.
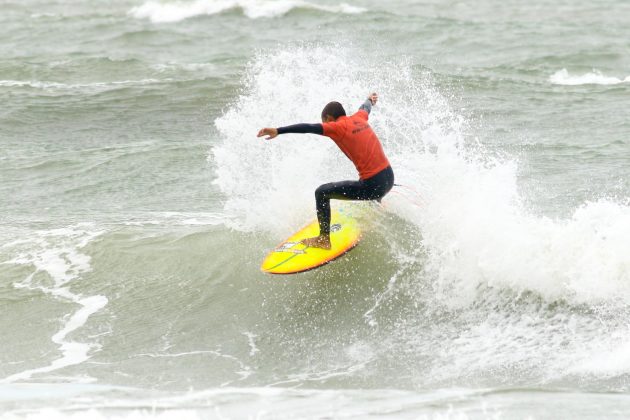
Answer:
[322, 109, 390, 180]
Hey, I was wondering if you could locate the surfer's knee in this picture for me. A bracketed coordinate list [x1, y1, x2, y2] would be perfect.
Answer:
[315, 183, 333, 200]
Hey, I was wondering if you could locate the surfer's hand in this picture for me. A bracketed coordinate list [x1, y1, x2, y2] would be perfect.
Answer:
[257, 128, 278, 140]
[368, 92, 378, 105]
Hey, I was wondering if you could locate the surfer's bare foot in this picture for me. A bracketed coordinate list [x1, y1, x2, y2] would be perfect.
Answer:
[301, 235, 331, 250]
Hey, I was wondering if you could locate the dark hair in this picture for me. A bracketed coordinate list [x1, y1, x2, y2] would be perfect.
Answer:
[321, 101, 346, 121]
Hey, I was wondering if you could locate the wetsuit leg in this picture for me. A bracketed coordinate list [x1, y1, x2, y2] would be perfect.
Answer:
[315, 166, 394, 236]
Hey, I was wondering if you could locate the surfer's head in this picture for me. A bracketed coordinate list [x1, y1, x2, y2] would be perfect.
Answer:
[321, 101, 346, 122]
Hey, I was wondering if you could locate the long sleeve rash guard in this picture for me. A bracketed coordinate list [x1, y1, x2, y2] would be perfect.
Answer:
[276, 99, 373, 136]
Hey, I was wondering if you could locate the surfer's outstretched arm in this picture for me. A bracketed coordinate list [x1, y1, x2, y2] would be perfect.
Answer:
[257, 93, 377, 140]
[257, 123, 323, 140]
[359, 93, 378, 115]
[278, 123, 323, 135]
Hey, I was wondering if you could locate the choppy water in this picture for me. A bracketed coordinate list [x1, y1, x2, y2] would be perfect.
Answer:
[1, 0, 630, 418]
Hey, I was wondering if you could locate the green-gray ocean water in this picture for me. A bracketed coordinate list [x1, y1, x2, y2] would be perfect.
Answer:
[1, 0, 630, 418]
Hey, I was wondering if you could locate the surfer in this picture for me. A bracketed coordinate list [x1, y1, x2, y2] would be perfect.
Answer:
[257, 93, 394, 250]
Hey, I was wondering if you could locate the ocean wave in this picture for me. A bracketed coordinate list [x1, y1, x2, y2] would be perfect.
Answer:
[122, 211, 231, 226]
[549, 68, 630, 86]
[129, 0, 366, 23]
[0, 78, 167, 93]
[151, 62, 216, 73]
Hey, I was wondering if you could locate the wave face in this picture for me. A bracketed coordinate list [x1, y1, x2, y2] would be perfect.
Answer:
[129, 0, 366, 23]
[208, 44, 630, 394]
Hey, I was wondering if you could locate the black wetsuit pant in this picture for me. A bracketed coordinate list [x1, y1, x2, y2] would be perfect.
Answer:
[315, 166, 394, 236]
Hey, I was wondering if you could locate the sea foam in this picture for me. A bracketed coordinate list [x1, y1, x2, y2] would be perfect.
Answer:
[1, 225, 107, 383]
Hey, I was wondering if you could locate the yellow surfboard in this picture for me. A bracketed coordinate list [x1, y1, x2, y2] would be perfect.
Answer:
[261, 209, 361, 274]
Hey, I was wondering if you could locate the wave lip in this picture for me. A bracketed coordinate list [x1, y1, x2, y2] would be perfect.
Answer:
[549, 68, 630, 86]
[129, 0, 366, 23]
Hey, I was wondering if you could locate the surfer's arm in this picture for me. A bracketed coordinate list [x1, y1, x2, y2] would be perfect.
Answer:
[277, 123, 324, 135]
[359, 99, 372, 115]
[257, 124, 323, 140]
[358, 93, 378, 115]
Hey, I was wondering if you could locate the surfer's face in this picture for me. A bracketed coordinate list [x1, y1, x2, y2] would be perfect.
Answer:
[322, 115, 335, 123]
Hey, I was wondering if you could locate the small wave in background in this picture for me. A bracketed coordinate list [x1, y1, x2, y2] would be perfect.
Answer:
[550, 68, 630, 85]
[129, 0, 366, 23]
